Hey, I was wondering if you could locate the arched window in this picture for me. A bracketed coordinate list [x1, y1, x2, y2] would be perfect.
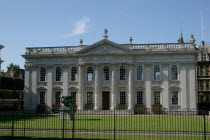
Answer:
[55, 67, 62, 81]
[103, 66, 109, 80]
[40, 67, 46, 81]
[171, 65, 178, 80]
[154, 65, 160, 80]
[71, 67, 77, 81]
[87, 67, 93, 81]
[137, 66, 143, 80]
[120, 66, 126, 80]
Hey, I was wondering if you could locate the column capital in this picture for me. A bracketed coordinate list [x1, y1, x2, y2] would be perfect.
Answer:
[145, 63, 151, 67]
[62, 64, 69, 68]
[47, 65, 53, 69]
[111, 64, 117, 70]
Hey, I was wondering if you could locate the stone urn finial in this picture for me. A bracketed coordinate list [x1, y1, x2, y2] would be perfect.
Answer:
[190, 33, 195, 44]
[129, 37, 133, 44]
[80, 38, 83, 45]
[103, 29, 108, 39]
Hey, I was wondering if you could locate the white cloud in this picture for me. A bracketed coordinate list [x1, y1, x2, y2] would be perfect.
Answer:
[66, 17, 90, 37]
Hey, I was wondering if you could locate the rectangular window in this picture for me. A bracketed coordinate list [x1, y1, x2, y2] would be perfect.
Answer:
[172, 92, 178, 105]
[120, 91, 126, 104]
[87, 92, 93, 104]
[55, 92, 61, 104]
[40, 92, 45, 104]
[71, 92, 76, 104]
[137, 92, 143, 104]
[154, 91, 160, 104]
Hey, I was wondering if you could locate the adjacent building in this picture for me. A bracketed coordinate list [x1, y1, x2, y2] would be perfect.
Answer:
[22, 30, 198, 110]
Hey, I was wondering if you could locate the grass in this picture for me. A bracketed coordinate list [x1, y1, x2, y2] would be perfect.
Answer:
[0, 114, 209, 133]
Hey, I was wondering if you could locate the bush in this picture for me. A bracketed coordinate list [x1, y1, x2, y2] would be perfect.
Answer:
[68, 104, 77, 113]
[152, 104, 162, 114]
[36, 104, 46, 113]
[134, 104, 145, 114]
[84, 104, 94, 110]
[118, 104, 127, 110]
[52, 104, 61, 113]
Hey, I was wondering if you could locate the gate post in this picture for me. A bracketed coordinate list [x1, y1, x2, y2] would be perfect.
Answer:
[203, 111, 206, 140]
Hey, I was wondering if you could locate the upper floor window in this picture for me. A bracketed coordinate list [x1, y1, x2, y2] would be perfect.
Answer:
[154, 65, 160, 80]
[120, 66, 126, 80]
[71, 67, 77, 81]
[137, 66, 143, 80]
[40, 67, 46, 81]
[171, 65, 178, 80]
[103, 66, 109, 80]
[55, 67, 62, 81]
[87, 67, 93, 81]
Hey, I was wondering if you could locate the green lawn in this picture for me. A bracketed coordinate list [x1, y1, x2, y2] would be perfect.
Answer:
[0, 114, 209, 133]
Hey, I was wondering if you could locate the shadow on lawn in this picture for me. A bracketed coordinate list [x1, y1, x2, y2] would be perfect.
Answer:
[0, 136, 109, 140]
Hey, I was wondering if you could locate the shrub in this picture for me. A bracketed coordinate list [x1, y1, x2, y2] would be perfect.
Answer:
[152, 104, 162, 114]
[134, 104, 145, 114]
[84, 104, 94, 110]
[118, 104, 127, 110]
[36, 104, 46, 113]
[68, 104, 77, 113]
[52, 104, 61, 113]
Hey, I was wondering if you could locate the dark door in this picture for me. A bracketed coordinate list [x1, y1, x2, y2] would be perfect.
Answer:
[102, 92, 110, 110]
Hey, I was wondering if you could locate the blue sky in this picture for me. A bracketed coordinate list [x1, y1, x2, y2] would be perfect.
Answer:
[0, 0, 210, 71]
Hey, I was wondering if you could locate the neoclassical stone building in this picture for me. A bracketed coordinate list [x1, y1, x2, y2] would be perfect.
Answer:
[23, 30, 198, 110]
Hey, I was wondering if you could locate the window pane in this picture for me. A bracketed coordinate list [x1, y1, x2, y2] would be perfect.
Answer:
[87, 67, 93, 81]
[154, 66, 160, 80]
[71, 92, 76, 104]
[56, 67, 61, 81]
[120, 66, 126, 80]
[154, 91, 160, 104]
[137, 92, 143, 104]
[40, 67, 46, 81]
[172, 92, 178, 105]
[71, 67, 77, 81]
[104, 66, 109, 80]
[171, 65, 178, 80]
[120, 91, 126, 104]
[87, 92, 93, 104]
[40, 92, 45, 104]
[55, 92, 61, 104]
[137, 66, 143, 80]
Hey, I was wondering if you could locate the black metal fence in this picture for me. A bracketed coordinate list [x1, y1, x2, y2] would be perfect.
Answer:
[0, 109, 209, 140]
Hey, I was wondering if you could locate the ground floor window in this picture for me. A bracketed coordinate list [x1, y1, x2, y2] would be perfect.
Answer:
[40, 92, 45, 104]
[120, 91, 126, 104]
[87, 92, 93, 104]
[70, 92, 77, 104]
[55, 92, 61, 104]
[172, 91, 178, 105]
[137, 91, 143, 104]
[154, 91, 160, 104]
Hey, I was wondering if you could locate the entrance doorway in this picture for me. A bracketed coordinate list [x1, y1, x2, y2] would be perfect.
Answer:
[102, 91, 110, 110]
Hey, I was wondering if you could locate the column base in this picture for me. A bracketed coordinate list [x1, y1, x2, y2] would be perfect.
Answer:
[110, 107, 116, 110]
[127, 107, 134, 110]
[77, 107, 84, 110]
[94, 107, 100, 110]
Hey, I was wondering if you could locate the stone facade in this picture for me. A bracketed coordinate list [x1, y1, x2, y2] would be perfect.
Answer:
[22, 32, 198, 110]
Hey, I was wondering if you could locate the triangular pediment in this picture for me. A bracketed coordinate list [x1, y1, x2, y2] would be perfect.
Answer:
[76, 39, 131, 54]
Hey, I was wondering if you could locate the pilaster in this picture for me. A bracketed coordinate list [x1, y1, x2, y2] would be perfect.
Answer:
[145, 63, 152, 108]
[162, 64, 169, 108]
[180, 63, 187, 109]
[128, 64, 134, 110]
[63, 65, 69, 96]
[189, 63, 197, 109]
[94, 64, 100, 110]
[24, 65, 31, 109]
[110, 65, 117, 110]
[47, 65, 53, 109]
[78, 64, 84, 110]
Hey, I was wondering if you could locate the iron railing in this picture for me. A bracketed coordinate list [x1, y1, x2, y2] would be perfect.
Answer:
[0, 108, 209, 140]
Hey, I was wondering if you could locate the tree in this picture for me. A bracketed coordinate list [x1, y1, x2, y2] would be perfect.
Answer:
[7, 63, 20, 78]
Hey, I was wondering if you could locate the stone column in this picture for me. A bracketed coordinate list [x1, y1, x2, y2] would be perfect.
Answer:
[110, 65, 117, 110]
[63, 65, 69, 96]
[24, 66, 31, 109]
[145, 63, 152, 108]
[94, 64, 100, 110]
[78, 64, 84, 110]
[189, 63, 197, 109]
[162, 64, 169, 108]
[128, 64, 134, 110]
[180, 63, 187, 109]
[47, 65, 53, 109]
[31, 65, 37, 109]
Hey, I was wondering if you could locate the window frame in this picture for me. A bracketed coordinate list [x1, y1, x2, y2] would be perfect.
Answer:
[55, 67, 62, 82]
[171, 91, 178, 105]
[137, 66, 143, 81]
[120, 66, 126, 80]
[40, 67, 46, 82]
[120, 91, 126, 104]
[87, 67, 93, 81]
[154, 65, 161, 81]
[71, 67, 77, 81]
[70, 92, 77, 104]
[103, 66, 109, 81]
[154, 91, 160, 104]
[40, 92, 45, 104]
[137, 91, 143, 104]
[171, 65, 178, 80]
[87, 92, 93, 104]
[55, 92, 61, 104]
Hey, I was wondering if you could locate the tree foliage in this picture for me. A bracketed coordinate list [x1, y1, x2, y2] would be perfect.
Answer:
[7, 63, 20, 78]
